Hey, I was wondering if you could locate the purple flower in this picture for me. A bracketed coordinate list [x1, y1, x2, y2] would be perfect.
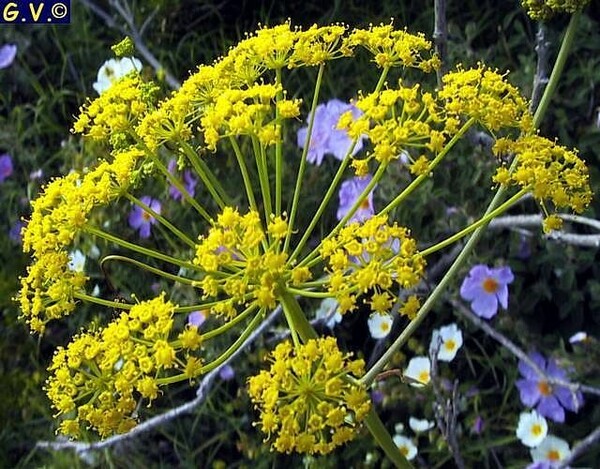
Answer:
[219, 364, 235, 381]
[0, 154, 13, 182]
[297, 99, 365, 165]
[459, 264, 514, 318]
[515, 352, 584, 423]
[471, 416, 484, 435]
[188, 310, 206, 328]
[337, 175, 375, 223]
[9, 220, 23, 243]
[167, 159, 197, 201]
[0, 44, 17, 69]
[128, 196, 161, 239]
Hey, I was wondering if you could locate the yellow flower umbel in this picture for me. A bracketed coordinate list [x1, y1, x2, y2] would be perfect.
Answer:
[46, 295, 203, 438]
[521, 0, 590, 20]
[248, 337, 370, 455]
[320, 215, 425, 315]
[492, 135, 592, 231]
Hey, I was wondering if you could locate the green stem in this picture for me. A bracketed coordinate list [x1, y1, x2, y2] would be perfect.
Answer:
[229, 136, 259, 213]
[252, 136, 273, 222]
[285, 287, 331, 299]
[125, 193, 196, 249]
[100, 255, 197, 286]
[284, 64, 326, 253]
[380, 117, 476, 216]
[179, 139, 231, 208]
[420, 188, 528, 257]
[131, 133, 213, 222]
[532, 12, 580, 128]
[85, 225, 199, 271]
[365, 409, 413, 469]
[201, 305, 257, 340]
[278, 289, 317, 342]
[295, 162, 387, 268]
[286, 66, 391, 260]
[73, 291, 133, 310]
[275, 67, 283, 216]
[199, 308, 265, 374]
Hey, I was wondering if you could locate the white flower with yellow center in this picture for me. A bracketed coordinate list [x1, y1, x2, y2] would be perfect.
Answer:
[368, 312, 393, 339]
[530, 435, 571, 463]
[392, 434, 417, 461]
[404, 356, 431, 387]
[431, 323, 463, 362]
[516, 410, 548, 447]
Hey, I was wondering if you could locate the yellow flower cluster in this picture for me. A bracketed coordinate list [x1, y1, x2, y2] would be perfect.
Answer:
[73, 74, 158, 149]
[342, 22, 440, 71]
[247, 337, 370, 454]
[193, 208, 306, 317]
[320, 214, 425, 315]
[136, 22, 438, 154]
[492, 135, 592, 226]
[18, 147, 144, 333]
[339, 81, 448, 175]
[46, 295, 203, 438]
[521, 0, 590, 20]
[438, 65, 532, 133]
[199, 84, 301, 150]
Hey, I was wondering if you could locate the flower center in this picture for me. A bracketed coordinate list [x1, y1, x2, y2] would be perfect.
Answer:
[531, 423, 542, 436]
[399, 446, 409, 457]
[547, 449, 560, 461]
[444, 339, 456, 351]
[142, 211, 152, 221]
[381, 322, 390, 332]
[418, 371, 430, 383]
[538, 381, 552, 396]
[481, 277, 498, 293]
[360, 199, 371, 210]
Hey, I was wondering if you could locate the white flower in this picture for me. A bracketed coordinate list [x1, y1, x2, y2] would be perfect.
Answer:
[568, 331, 588, 344]
[368, 312, 393, 339]
[431, 323, 463, 362]
[530, 435, 570, 463]
[392, 434, 417, 461]
[516, 410, 548, 448]
[404, 356, 431, 387]
[394, 422, 405, 434]
[93, 57, 142, 94]
[315, 297, 342, 329]
[68, 249, 86, 272]
[91, 284, 101, 297]
[409, 417, 435, 433]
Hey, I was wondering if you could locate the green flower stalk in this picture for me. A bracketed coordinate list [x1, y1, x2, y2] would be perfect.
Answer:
[17, 20, 591, 461]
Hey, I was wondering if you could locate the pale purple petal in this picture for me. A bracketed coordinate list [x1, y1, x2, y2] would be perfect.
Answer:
[537, 395, 565, 423]
[219, 365, 235, 381]
[139, 222, 151, 239]
[0, 44, 17, 69]
[516, 378, 541, 407]
[128, 207, 144, 229]
[496, 284, 509, 309]
[495, 266, 515, 284]
[554, 386, 583, 412]
[519, 352, 547, 380]
[459, 276, 482, 301]
[545, 359, 568, 381]
[0, 154, 13, 182]
[188, 311, 206, 327]
[470, 293, 498, 319]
